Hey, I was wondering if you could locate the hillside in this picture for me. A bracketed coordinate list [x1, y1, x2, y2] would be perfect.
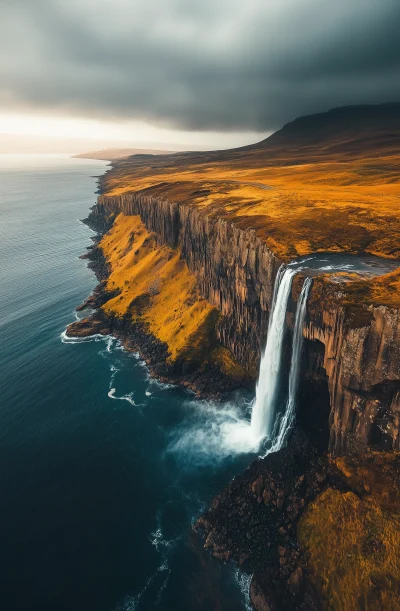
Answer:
[99, 103, 400, 262]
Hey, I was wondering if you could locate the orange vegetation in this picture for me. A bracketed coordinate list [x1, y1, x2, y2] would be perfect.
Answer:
[341, 268, 400, 309]
[100, 213, 246, 376]
[101, 133, 400, 263]
[99, 108, 400, 310]
[298, 453, 400, 611]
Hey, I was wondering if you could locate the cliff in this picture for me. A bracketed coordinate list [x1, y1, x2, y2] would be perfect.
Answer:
[83, 189, 400, 456]
[68, 209, 249, 398]
[69, 103, 400, 611]
[196, 436, 400, 611]
[92, 192, 279, 373]
[306, 284, 400, 454]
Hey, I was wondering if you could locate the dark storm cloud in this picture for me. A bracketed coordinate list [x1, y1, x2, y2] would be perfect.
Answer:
[1, 0, 400, 131]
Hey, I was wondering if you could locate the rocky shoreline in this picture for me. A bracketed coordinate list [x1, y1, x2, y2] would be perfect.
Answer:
[67, 210, 332, 609]
[194, 433, 400, 611]
[194, 431, 329, 610]
[66, 217, 249, 400]
[67, 181, 400, 611]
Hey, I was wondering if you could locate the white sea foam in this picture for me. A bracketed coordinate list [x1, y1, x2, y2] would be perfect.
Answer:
[108, 388, 138, 406]
[108, 365, 119, 386]
[73, 307, 95, 321]
[114, 342, 126, 352]
[233, 569, 253, 611]
[150, 527, 177, 552]
[146, 375, 176, 391]
[114, 574, 154, 611]
[115, 521, 178, 611]
[155, 568, 171, 606]
[60, 329, 109, 344]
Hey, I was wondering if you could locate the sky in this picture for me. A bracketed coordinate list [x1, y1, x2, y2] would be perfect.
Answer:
[1, 0, 399, 153]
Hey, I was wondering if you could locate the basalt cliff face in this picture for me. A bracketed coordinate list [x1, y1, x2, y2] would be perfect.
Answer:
[92, 192, 279, 373]
[305, 295, 400, 455]
[85, 189, 400, 457]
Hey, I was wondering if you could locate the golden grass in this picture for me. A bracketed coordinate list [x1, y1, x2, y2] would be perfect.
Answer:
[341, 269, 400, 309]
[298, 453, 400, 611]
[211, 346, 250, 379]
[99, 213, 246, 375]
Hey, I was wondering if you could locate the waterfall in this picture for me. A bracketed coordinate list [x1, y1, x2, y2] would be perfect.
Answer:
[268, 276, 312, 452]
[250, 266, 296, 443]
[250, 265, 312, 450]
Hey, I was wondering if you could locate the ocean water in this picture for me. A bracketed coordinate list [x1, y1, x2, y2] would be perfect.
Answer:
[0, 155, 256, 611]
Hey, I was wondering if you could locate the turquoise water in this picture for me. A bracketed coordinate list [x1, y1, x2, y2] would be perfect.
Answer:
[0, 155, 255, 611]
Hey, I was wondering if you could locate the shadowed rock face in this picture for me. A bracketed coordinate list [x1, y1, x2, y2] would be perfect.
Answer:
[89, 191, 400, 455]
[194, 430, 330, 611]
[305, 303, 400, 454]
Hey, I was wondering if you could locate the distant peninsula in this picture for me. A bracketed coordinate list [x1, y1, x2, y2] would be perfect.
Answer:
[72, 147, 174, 161]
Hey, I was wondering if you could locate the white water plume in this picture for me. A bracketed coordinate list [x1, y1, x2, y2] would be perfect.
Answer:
[250, 266, 296, 444]
[267, 276, 312, 453]
[167, 399, 259, 466]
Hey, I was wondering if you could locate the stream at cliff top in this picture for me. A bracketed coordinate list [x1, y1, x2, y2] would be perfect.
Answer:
[0, 156, 256, 611]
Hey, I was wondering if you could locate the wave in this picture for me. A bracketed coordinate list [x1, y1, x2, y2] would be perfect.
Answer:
[146, 375, 176, 391]
[107, 388, 140, 406]
[233, 569, 253, 611]
[60, 328, 110, 344]
[114, 515, 179, 611]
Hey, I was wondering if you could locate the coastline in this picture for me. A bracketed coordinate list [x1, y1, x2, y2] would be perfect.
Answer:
[66, 212, 249, 400]
[67, 118, 400, 611]
[65, 191, 328, 610]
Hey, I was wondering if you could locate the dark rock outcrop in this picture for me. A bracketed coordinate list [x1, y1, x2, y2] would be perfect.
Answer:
[194, 431, 329, 611]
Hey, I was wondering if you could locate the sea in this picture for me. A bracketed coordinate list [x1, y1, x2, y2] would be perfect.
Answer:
[0, 155, 257, 611]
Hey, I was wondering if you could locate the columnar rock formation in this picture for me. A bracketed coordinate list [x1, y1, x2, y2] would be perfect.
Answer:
[89, 191, 400, 455]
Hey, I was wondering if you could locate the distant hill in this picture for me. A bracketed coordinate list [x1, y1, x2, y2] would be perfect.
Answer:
[73, 147, 174, 161]
[256, 102, 400, 152]
[100, 101, 400, 262]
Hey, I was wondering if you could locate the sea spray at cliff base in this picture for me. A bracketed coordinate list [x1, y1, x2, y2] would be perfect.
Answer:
[169, 268, 313, 462]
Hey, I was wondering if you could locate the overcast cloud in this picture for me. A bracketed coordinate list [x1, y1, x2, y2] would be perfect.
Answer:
[1, 0, 399, 132]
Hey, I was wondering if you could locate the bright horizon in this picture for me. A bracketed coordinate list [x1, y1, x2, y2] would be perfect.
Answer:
[2, 1, 398, 156]
[0, 111, 266, 155]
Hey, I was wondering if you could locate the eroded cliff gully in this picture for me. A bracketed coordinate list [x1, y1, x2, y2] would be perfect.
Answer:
[84, 191, 400, 457]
